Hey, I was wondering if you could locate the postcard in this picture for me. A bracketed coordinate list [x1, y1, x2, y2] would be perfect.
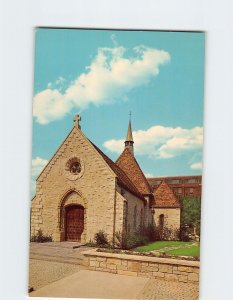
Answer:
[29, 28, 204, 299]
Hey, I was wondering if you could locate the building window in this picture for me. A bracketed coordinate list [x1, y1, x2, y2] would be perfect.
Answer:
[190, 188, 194, 193]
[168, 179, 180, 184]
[124, 201, 128, 232]
[155, 180, 161, 185]
[187, 178, 198, 184]
[140, 208, 144, 229]
[159, 214, 164, 228]
[178, 188, 182, 194]
[133, 206, 137, 230]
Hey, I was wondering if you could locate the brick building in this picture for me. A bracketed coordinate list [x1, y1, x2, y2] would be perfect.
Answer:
[147, 176, 202, 200]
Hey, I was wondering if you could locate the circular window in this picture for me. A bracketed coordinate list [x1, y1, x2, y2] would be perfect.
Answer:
[64, 157, 84, 180]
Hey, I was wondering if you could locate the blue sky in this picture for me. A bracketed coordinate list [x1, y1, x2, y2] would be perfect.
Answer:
[31, 28, 205, 196]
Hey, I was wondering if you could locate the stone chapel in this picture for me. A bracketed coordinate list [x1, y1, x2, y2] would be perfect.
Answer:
[30, 115, 181, 243]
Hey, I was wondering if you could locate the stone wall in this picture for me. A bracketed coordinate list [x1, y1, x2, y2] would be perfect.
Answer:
[31, 127, 117, 242]
[154, 208, 180, 230]
[122, 188, 145, 234]
[83, 250, 199, 284]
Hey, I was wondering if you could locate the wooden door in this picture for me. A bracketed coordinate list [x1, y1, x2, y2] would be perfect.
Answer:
[65, 205, 84, 241]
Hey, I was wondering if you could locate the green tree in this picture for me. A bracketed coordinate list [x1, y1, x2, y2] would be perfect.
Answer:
[180, 196, 201, 234]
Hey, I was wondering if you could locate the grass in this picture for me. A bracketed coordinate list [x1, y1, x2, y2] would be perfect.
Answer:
[135, 241, 193, 252]
[134, 241, 200, 258]
[166, 245, 200, 257]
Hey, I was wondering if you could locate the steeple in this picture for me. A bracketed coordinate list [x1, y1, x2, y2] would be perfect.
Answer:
[124, 113, 134, 155]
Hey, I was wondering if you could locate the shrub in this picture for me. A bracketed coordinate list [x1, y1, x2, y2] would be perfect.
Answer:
[94, 230, 109, 247]
[115, 229, 149, 250]
[85, 240, 96, 247]
[143, 224, 157, 242]
[155, 226, 180, 241]
[30, 229, 53, 243]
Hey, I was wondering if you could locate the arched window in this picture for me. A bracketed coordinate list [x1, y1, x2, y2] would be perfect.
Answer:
[140, 208, 144, 229]
[124, 201, 128, 232]
[159, 214, 164, 228]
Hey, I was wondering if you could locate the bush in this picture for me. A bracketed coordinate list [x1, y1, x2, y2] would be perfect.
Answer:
[155, 226, 179, 241]
[115, 229, 150, 250]
[143, 224, 157, 242]
[85, 240, 97, 247]
[30, 229, 53, 243]
[94, 230, 109, 247]
[179, 226, 192, 242]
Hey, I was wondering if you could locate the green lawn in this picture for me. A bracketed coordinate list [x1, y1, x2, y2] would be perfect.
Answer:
[135, 241, 193, 252]
[166, 245, 200, 257]
[134, 241, 200, 258]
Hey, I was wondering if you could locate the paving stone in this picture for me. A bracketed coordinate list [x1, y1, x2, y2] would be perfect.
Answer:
[29, 259, 83, 291]
[136, 278, 199, 300]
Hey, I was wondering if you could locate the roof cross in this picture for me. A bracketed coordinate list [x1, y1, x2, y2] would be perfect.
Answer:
[74, 114, 81, 129]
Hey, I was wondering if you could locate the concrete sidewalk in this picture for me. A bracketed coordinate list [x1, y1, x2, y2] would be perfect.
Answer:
[30, 242, 88, 265]
[30, 269, 149, 299]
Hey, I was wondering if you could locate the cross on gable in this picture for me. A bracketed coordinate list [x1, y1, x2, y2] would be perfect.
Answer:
[74, 114, 81, 129]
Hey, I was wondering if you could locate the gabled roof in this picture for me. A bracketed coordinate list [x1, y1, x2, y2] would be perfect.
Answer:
[154, 181, 180, 208]
[116, 148, 152, 195]
[90, 142, 145, 201]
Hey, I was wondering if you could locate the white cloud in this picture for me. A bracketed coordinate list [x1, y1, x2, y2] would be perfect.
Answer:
[190, 162, 202, 170]
[144, 173, 155, 178]
[31, 156, 48, 177]
[31, 157, 48, 197]
[33, 45, 170, 124]
[104, 125, 203, 159]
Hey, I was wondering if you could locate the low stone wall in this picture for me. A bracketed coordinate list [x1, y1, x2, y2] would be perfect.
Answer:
[83, 249, 199, 284]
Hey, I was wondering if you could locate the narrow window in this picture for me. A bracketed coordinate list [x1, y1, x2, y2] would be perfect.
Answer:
[159, 214, 164, 228]
[133, 206, 137, 230]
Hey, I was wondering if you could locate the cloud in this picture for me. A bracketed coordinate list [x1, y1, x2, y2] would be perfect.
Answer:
[31, 156, 48, 197]
[104, 125, 203, 159]
[144, 173, 155, 178]
[190, 162, 202, 170]
[31, 156, 48, 177]
[33, 45, 170, 124]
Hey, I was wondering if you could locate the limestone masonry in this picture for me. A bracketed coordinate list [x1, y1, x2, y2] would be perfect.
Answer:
[83, 249, 199, 284]
[31, 115, 200, 242]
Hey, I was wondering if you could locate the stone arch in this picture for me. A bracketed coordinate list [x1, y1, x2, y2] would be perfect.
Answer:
[58, 189, 87, 242]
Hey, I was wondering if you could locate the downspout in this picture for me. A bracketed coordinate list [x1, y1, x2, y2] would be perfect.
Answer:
[112, 177, 117, 247]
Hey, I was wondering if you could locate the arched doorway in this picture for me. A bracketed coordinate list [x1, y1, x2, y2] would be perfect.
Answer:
[65, 205, 84, 241]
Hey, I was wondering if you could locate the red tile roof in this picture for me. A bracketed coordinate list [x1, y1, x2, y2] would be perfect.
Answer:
[153, 181, 180, 208]
[116, 148, 152, 195]
[90, 142, 145, 201]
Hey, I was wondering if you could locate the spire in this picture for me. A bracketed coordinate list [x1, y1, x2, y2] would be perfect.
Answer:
[124, 112, 134, 155]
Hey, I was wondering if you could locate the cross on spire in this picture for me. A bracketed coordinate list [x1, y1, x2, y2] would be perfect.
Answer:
[74, 114, 81, 129]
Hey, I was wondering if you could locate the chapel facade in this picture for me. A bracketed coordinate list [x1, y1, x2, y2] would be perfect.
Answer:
[30, 115, 181, 243]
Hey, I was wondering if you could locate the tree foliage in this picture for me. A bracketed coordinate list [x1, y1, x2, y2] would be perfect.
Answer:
[180, 196, 201, 227]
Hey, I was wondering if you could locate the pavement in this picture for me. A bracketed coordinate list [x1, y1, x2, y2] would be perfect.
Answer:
[30, 241, 88, 264]
[30, 269, 149, 299]
[29, 242, 199, 299]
